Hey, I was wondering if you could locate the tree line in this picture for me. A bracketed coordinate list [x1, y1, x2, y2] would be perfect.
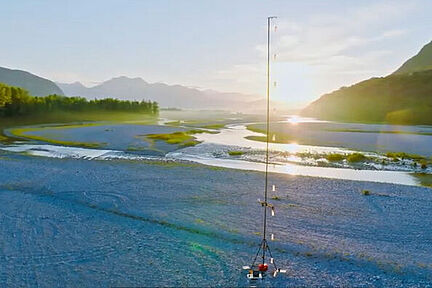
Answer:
[0, 82, 158, 117]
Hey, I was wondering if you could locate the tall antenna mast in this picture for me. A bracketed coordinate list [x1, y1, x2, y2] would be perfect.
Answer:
[262, 15, 276, 264]
[245, 16, 285, 281]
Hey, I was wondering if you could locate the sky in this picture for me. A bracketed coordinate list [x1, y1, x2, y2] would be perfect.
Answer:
[0, 0, 431, 108]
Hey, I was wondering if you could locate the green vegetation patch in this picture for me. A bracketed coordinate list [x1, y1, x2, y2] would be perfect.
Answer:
[187, 129, 219, 135]
[165, 120, 226, 130]
[245, 135, 295, 144]
[165, 120, 182, 126]
[246, 124, 266, 134]
[420, 161, 428, 169]
[148, 131, 194, 144]
[246, 124, 295, 144]
[412, 173, 432, 188]
[228, 150, 244, 156]
[127, 146, 146, 152]
[296, 152, 322, 160]
[146, 129, 217, 147]
[200, 124, 226, 130]
[324, 152, 368, 163]
[194, 218, 205, 224]
[126, 146, 163, 153]
[325, 153, 345, 162]
[181, 140, 201, 147]
[385, 152, 431, 168]
[361, 190, 371, 196]
[0, 133, 12, 143]
[386, 152, 425, 161]
[347, 153, 367, 163]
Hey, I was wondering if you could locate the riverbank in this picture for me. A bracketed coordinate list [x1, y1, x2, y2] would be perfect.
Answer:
[0, 111, 158, 143]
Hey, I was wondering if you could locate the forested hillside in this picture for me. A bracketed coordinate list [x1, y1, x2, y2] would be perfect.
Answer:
[302, 70, 432, 124]
[302, 41, 432, 125]
[0, 82, 158, 117]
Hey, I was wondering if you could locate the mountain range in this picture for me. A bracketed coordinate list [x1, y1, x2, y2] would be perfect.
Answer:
[302, 40, 432, 125]
[57, 77, 260, 110]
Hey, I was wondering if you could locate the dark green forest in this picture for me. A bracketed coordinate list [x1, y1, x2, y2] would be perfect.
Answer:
[0, 82, 158, 117]
[301, 70, 432, 125]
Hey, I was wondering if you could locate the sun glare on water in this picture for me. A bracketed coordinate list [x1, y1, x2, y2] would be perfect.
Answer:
[287, 115, 301, 125]
[284, 115, 328, 125]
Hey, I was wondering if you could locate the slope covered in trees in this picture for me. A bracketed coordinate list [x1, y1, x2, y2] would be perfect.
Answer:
[302, 41, 432, 125]
[0, 67, 64, 96]
[0, 82, 158, 117]
[302, 70, 432, 125]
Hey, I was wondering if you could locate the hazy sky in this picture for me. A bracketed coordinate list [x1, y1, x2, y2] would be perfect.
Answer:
[1, 0, 431, 107]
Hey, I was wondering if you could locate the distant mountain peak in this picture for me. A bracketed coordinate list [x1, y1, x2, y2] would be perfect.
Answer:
[393, 40, 432, 75]
[108, 76, 148, 84]
[70, 81, 87, 87]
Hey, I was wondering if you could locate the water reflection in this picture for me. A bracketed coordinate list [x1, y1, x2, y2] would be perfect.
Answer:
[194, 124, 356, 155]
[176, 124, 421, 186]
[169, 152, 418, 186]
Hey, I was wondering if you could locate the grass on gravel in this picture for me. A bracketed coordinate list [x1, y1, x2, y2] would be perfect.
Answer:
[228, 150, 244, 156]
[413, 173, 432, 188]
[9, 124, 105, 148]
[165, 120, 226, 130]
[146, 129, 217, 147]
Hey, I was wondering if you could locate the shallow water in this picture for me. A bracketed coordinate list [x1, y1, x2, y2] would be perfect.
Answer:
[172, 124, 424, 186]
[249, 118, 432, 156]
[170, 150, 418, 186]
[2, 121, 429, 187]
[193, 124, 361, 154]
